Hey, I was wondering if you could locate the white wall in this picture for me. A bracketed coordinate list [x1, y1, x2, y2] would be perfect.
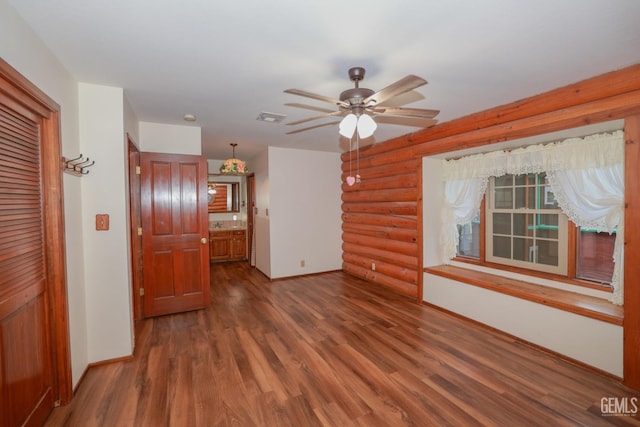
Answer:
[123, 95, 139, 145]
[139, 121, 201, 155]
[268, 147, 342, 278]
[423, 273, 623, 376]
[423, 157, 443, 267]
[1, 0, 88, 386]
[421, 156, 624, 376]
[79, 83, 134, 362]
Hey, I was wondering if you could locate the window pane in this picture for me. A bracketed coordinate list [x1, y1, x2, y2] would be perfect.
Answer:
[537, 214, 558, 239]
[542, 187, 559, 209]
[494, 188, 513, 209]
[513, 213, 534, 237]
[493, 236, 511, 259]
[514, 186, 536, 209]
[513, 237, 535, 262]
[514, 173, 538, 186]
[577, 228, 615, 283]
[537, 240, 559, 266]
[457, 222, 480, 258]
[493, 213, 511, 235]
[494, 175, 512, 187]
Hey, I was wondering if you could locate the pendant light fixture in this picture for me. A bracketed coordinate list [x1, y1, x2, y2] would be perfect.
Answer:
[219, 143, 248, 175]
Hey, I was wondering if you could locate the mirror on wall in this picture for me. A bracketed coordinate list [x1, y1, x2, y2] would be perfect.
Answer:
[208, 180, 240, 213]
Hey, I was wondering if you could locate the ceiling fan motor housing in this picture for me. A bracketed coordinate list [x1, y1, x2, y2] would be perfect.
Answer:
[340, 87, 374, 108]
[340, 67, 374, 109]
[348, 67, 366, 82]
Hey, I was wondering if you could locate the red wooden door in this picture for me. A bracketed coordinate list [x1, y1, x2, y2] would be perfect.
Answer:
[140, 152, 210, 317]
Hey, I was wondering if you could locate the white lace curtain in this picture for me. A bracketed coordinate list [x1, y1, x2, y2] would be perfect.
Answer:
[440, 130, 625, 304]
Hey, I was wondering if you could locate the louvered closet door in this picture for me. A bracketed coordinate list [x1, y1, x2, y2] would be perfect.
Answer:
[0, 94, 55, 426]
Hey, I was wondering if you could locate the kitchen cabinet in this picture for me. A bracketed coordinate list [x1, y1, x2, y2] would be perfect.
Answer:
[210, 229, 246, 261]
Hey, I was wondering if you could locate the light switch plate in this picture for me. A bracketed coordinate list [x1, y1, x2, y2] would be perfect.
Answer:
[96, 214, 109, 231]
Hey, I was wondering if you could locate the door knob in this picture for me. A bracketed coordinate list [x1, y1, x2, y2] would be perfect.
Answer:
[201, 237, 208, 244]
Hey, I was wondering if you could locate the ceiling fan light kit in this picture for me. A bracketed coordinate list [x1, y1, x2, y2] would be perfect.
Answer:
[338, 113, 378, 139]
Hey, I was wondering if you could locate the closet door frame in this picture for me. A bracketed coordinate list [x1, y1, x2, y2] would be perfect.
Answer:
[0, 58, 72, 405]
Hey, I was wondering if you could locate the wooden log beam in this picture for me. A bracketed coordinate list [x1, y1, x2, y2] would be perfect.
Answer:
[341, 154, 419, 173]
[341, 173, 417, 192]
[341, 201, 417, 216]
[355, 64, 640, 159]
[342, 232, 417, 257]
[342, 222, 417, 243]
[342, 242, 417, 270]
[342, 252, 418, 285]
[412, 90, 640, 158]
[342, 262, 417, 297]
[341, 187, 417, 203]
[342, 213, 416, 229]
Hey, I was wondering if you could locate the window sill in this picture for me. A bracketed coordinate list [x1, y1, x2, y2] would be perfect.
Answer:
[424, 265, 623, 326]
[453, 256, 613, 293]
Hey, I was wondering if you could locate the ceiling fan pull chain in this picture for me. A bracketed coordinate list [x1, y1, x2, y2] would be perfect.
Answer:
[346, 136, 357, 187]
[349, 137, 352, 178]
[355, 133, 361, 184]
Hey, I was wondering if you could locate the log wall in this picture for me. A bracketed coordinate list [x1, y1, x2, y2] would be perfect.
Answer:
[340, 64, 640, 388]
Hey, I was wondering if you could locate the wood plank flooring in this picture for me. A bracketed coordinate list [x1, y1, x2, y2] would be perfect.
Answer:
[45, 262, 639, 426]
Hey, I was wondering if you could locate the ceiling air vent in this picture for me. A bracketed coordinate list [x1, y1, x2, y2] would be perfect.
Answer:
[257, 112, 286, 123]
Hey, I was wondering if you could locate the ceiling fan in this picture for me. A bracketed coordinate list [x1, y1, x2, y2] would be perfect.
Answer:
[283, 67, 439, 136]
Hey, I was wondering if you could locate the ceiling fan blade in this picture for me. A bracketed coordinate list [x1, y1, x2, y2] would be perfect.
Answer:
[285, 121, 341, 135]
[284, 89, 349, 107]
[363, 75, 427, 106]
[374, 115, 438, 128]
[285, 103, 336, 114]
[371, 106, 440, 118]
[286, 111, 343, 126]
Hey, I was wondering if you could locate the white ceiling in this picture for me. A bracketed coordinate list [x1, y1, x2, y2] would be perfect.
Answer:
[9, 0, 640, 161]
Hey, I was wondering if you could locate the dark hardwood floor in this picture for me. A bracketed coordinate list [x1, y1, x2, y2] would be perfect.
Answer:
[45, 261, 639, 426]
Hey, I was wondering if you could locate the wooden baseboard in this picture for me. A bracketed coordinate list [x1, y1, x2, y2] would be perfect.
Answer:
[270, 269, 342, 282]
[70, 354, 134, 398]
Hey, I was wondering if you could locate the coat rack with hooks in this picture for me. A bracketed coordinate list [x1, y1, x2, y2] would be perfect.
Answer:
[63, 154, 95, 176]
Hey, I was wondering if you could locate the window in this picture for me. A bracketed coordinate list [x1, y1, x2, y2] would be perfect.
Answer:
[442, 130, 623, 301]
[456, 173, 615, 285]
[487, 173, 568, 275]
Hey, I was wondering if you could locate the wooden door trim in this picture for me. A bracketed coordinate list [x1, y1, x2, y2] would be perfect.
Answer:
[246, 173, 256, 266]
[127, 136, 143, 321]
[0, 59, 72, 404]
